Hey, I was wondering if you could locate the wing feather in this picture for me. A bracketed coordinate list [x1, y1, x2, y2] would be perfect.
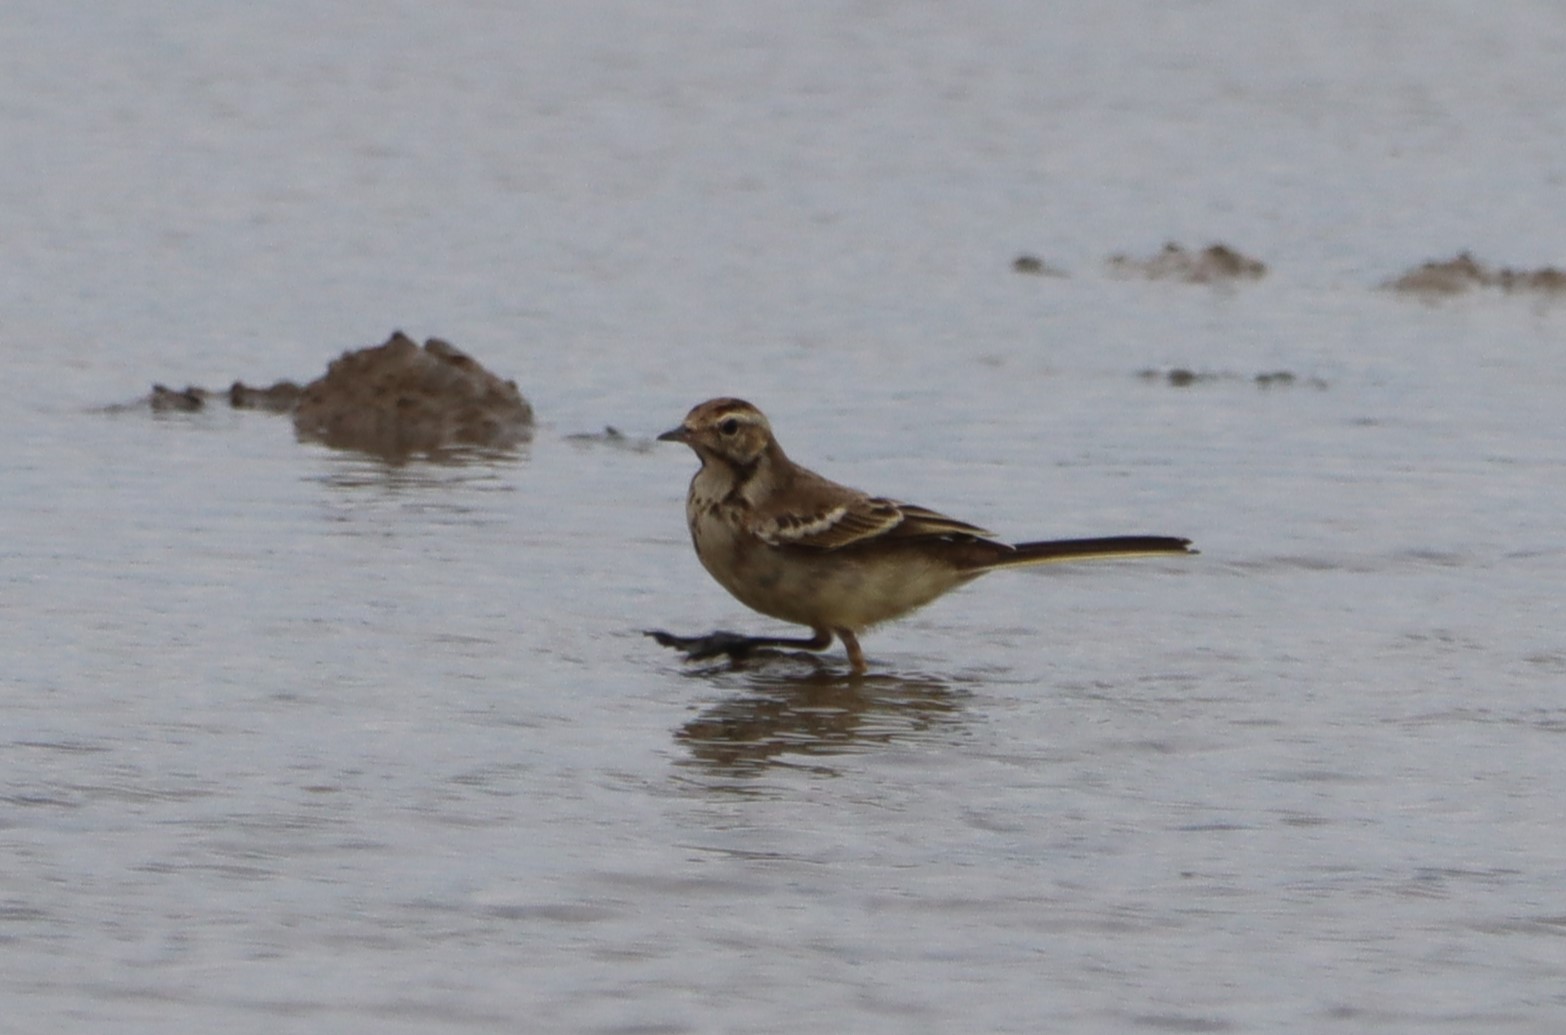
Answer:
[753, 496, 993, 550]
[890, 502, 994, 540]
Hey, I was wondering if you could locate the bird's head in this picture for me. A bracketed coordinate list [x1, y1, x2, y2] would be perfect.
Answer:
[658, 398, 775, 467]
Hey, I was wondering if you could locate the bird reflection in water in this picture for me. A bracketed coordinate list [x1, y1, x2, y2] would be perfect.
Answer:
[674, 652, 965, 776]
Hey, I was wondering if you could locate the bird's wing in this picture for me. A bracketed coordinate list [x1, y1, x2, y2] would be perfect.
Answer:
[753, 496, 993, 550]
[751, 493, 900, 549]
[888, 502, 995, 540]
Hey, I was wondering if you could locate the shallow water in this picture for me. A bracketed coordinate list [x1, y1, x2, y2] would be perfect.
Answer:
[5, 3, 1566, 1032]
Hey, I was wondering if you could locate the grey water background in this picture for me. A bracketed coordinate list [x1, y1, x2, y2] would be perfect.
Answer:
[5, 2, 1566, 1032]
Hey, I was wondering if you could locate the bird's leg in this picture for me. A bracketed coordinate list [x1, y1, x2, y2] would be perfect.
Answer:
[835, 628, 867, 674]
[645, 626, 834, 663]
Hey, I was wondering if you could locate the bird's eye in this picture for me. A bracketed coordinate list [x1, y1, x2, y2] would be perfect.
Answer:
[718, 418, 740, 435]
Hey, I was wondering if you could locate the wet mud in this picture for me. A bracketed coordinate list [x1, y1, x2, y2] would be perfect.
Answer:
[1382, 251, 1566, 297]
[137, 331, 533, 459]
[1106, 242, 1268, 283]
[1138, 368, 1329, 389]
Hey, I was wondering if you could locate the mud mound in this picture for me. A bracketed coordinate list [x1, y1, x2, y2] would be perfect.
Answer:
[1383, 252, 1566, 297]
[292, 332, 533, 457]
[1107, 242, 1267, 284]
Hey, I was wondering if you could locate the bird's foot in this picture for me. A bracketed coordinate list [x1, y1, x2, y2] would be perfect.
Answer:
[644, 629, 770, 662]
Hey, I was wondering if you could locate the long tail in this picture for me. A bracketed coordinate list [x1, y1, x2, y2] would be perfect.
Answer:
[975, 535, 1196, 572]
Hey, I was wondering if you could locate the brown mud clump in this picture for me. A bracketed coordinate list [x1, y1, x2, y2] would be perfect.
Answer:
[229, 380, 303, 412]
[1107, 242, 1267, 284]
[1138, 368, 1327, 390]
[292, 332, 533, 457]
[135, 332, 530, 458]
[148, 384, 211, 412]
[1011, 254, 1067, 277]
[146, 380, 302, 413]
[1383, 252, 1566, 297]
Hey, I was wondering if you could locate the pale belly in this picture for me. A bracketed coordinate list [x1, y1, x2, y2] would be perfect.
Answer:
[689, 505, 973, 632]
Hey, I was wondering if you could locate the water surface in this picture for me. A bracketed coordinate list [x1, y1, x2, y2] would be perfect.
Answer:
[4, 3, 1566, 1032]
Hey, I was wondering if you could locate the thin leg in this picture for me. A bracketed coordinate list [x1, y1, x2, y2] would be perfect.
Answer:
[835, 628, 866, 674]
[645, 626, 833, 663]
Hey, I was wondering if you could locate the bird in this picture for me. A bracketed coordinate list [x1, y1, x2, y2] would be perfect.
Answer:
[647, 398, 1194, 673]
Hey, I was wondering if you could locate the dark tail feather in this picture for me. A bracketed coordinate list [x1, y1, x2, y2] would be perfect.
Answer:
[976, 535, 1196, 571]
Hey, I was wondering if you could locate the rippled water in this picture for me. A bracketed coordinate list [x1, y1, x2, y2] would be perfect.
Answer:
[5, 3, 1566, 1032]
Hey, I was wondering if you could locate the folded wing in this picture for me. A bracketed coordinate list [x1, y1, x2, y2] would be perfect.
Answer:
[753, 496, 995, 550]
